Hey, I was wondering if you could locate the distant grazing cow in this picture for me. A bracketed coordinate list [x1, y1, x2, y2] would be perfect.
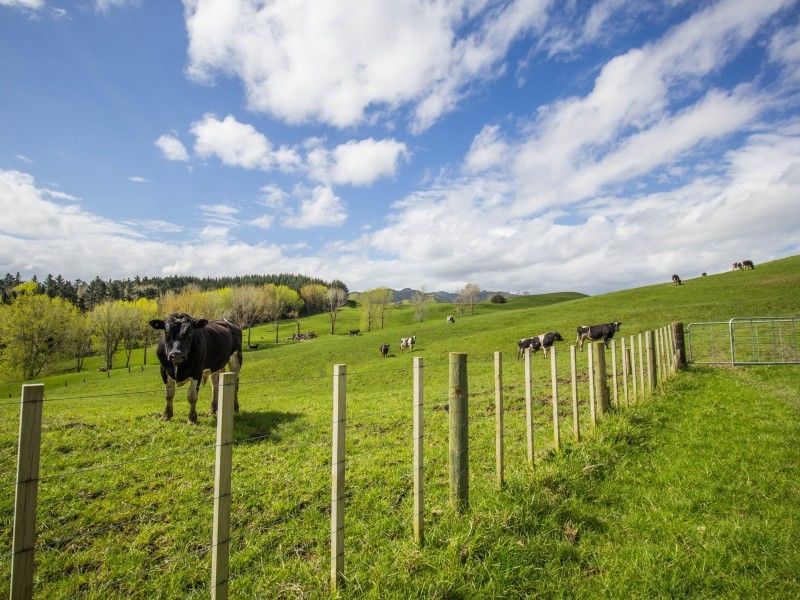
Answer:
[702, 272, 707, 277]
[576, 322, 622, 351]
[742, 259, 755, 269]
[731, 262, 743, 270]
[149, 313, 242, 424]
[672, 274, 682, 285]
[447, 315, 455, 324]
[349, 329, 360, 336]
[380, 343, 389, 358]
[400, 336, 416, 352]
[248, 343, 259, 350]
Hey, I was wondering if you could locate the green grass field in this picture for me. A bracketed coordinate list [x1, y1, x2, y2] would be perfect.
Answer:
[0, 257, 798, 598]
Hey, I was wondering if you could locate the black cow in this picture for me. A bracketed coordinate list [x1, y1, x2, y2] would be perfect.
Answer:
[380, 343, 389, 358]
[576, 322, 621, 351]
[149, 313, 243, 424]
[349, 329, 360, 336]
[742, 259, 755, 269]
[672, 274, 682, 285]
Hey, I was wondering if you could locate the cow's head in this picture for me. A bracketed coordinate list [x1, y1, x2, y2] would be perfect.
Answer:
[613, 321, 622, 331]
[149, 313, 208, 365]
[553, 332, 564, 341]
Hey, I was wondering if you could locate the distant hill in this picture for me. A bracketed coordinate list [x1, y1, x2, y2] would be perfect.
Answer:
[370, 288, 588, 303]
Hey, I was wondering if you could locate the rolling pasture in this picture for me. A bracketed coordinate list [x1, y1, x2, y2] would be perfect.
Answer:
[1, 257, 799, 598]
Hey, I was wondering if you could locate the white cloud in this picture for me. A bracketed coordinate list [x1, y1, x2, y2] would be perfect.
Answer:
[250, 214, 273, 229]
[283, 185, 346, 229]
[199, 203, 239, 226]
[155, 133, 189, 162]
[191, 113, 301, 171]
[95, 0, 140, 13]
[16, 154, 34, 164]
[308, 138, 408, 186]
[184, 0, 550, 131]
[769, 22, 800, 81]
[128, 176, 149, 183]
[0, 0, 44, 10]
[464, 125, 508, 174]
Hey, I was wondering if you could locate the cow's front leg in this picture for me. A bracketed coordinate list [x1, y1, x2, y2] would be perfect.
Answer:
[187, 379, 200, 424]
[161, 379, 175, 421]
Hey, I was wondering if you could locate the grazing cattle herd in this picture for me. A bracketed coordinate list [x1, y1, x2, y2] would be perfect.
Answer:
[149, 313, 242, 424]
[151, 256, 758, 423]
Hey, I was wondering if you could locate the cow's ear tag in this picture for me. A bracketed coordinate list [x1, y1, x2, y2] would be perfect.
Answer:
[149, 319, 165, 330]
[195, 319, 209, 329]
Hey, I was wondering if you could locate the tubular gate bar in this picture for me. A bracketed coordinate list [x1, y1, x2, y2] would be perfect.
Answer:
[686, 317, 800, 366]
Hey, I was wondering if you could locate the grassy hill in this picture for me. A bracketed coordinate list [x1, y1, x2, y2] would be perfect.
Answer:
[0, 256, 798, 598]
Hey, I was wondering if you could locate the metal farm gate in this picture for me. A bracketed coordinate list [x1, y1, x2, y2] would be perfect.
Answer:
[686, 317, 800, 366]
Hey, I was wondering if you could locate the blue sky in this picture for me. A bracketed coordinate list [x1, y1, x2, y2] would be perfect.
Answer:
[1, 0, 799, 294]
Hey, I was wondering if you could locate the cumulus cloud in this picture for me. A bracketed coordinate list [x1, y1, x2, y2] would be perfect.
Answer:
[184, 0, 550, 131]
[308, 138, 408, 186]
[191, 113, 301, 171]
[155, 134, 189, 162]
[283, 185, 346, 229]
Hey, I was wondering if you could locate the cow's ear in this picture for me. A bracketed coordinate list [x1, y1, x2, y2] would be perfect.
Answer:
[149, 319, 165, 330]
[194, 319, 209, 329]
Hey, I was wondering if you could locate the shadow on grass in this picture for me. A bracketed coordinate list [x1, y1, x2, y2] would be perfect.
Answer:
[233, 410, 301, 444]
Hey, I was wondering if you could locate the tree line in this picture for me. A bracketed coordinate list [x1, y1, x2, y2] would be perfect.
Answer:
[0, 271, 343, 312]
[0, 278, 349, 380]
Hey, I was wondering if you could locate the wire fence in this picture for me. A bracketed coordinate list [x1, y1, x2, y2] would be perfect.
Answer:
[1, 323, 683, 598]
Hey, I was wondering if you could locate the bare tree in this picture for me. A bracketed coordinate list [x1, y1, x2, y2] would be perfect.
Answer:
[325, 287, 348, 334]
[456, 282, 481, 316]
[410, 288, 434, 322]
[228, 285, 263, 347]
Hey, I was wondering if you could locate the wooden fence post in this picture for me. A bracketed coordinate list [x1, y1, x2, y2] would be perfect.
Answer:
[646, 331, 657, 393]
[494, 352, 504, 489]
[331, 364, 346, 592]
[449, 353, 468, 512]
[570, 346, 580, 441]
[211, 373, 235, 600]
[638, 333, 645, 398]
[524, 348, 534, 465]
[587, 343, 597, 427]
[10, 384, 44, 600]
[550, 348, 560, 450]
[660, 327, 668, 381]
[629, 335, 638, 403]
[621, 337, 629, 406]
[611, 340, 618, 407]
[593, 343, 610, 415]
[413, 357, 424, 545]
[673, 322, 687, 370]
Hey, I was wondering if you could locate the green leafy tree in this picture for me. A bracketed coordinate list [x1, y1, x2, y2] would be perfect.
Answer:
[0, 293, 80, 379]
[91, 301, 127, 371]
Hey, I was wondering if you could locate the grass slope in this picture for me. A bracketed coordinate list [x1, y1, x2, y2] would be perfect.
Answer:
[0, 256, 798, 598]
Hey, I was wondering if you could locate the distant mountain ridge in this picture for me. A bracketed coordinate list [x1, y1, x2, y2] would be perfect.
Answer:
[381, 288, 522, 302]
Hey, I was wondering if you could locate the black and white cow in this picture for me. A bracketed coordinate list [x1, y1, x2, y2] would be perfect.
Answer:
[672, 274, 682, 285]
[731, 262, 743, 270]
[400, 336, 416, 352]
[380, 343, 390, 358]
[149, 313, 243, 424]
[517, 332, 563, 359]
[576, 322, 622, 351]
[447, 315, 455, 324]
